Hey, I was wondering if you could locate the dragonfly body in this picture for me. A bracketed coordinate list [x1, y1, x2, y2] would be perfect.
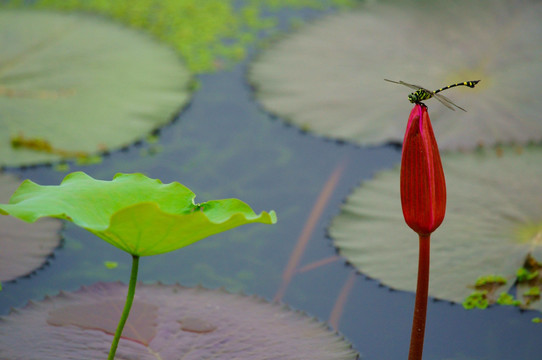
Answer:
[385, 79, 480, 111]
[408, 89, 433, 104]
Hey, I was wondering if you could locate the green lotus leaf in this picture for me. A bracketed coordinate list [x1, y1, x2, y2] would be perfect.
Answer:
[330, 145, 542, 311]
[0, 172, 277, 256]
[0, 10, 191, 167]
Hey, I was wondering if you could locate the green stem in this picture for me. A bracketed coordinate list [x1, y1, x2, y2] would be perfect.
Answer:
[408, 234, 431, 360]
[108, 254, 140, 360]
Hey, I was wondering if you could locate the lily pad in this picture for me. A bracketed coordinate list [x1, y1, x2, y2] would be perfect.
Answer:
[329, 146, 542, 311]
[248, 0, 542, 150]
[0, 282, 359, 359]
[0, 10, 191, 167]
[0, 172, 61, 282]
[14, 0, 358, 73]
[0, 172, 277, 256]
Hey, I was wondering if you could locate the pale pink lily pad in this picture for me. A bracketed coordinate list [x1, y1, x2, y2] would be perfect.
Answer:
[0, 282, 359, 359]
[0, 173, 61, 282]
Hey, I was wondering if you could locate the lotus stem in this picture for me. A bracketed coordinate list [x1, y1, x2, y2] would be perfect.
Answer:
[108, 254, 139, 360]
[408, 234, 430, 360]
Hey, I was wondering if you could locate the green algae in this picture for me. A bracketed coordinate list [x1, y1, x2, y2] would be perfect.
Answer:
[474, 275, 507, 288]
[464, 255, 542, 310]
[104, 261, 119, 269]
[496, 293, 521, 307]
[463, 291, 489, 310]
[517, 267, 539, 283]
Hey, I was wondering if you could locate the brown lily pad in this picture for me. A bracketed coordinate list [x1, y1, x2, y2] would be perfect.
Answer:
[47, 299, 158, 346]
[0, 173, 61, 282]
[0, 282, 359, 359]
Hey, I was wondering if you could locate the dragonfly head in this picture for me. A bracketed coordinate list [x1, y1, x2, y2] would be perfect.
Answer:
[407, 93, 418, 103]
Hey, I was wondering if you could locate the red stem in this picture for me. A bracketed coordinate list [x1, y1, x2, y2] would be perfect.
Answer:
[408, 234, 431, 360]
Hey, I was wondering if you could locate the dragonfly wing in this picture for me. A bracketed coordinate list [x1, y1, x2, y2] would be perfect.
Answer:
[385, 79, 470, 111]
[398, 81, 425, 91]
[384, 79, 402, 85]
[385, 79, 424, 91]
[434, 93, 466, 112]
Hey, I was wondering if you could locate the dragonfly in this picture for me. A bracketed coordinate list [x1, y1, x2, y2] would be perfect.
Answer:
[384, 79, 480, 112]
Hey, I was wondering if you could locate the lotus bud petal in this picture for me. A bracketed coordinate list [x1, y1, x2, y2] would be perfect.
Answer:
[401, 104, 446, 235]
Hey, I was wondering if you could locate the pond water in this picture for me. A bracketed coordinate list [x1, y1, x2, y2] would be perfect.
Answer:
[2, 6, 541, 360]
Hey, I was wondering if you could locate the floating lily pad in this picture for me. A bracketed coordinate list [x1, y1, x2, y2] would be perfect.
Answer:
[0, 172, 61, 282]
[330, 146, 542, 311]
[0, 10, 191, 167]
[0, 172, 277, 257]
[249, 1, 542, 150]
[0, 282, 359, 359]
[12, 0, 357, 73]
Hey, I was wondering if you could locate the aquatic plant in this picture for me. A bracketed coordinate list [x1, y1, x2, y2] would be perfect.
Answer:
[0, 282, 359, 359]
[4, 0, 357, 74]
[330, 145, 542, 312]
[0, 173, 62, 282]
[0, 11, 192, 167]
[400, 104, 446, 360]
[0, 172, 277, 359]
[249, 0, 542, 150]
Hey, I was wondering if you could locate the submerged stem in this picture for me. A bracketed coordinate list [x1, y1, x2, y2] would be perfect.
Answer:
[108, 254, 140, 360]
[408, 234, 431, 360]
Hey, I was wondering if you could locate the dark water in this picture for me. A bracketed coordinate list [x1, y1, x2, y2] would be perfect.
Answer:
[2, 9, 541, 360]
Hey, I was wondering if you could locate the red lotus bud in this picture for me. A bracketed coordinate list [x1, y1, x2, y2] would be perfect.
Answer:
[401, 104, 446, 235]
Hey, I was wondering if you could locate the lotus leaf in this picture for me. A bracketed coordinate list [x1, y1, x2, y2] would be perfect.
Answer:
[0, 172, 277, 256]
[0, 10, 191, 167]
[0, 282, 359, 359]
[249, 0, 542, 150]
[330, 146, 542, 311]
